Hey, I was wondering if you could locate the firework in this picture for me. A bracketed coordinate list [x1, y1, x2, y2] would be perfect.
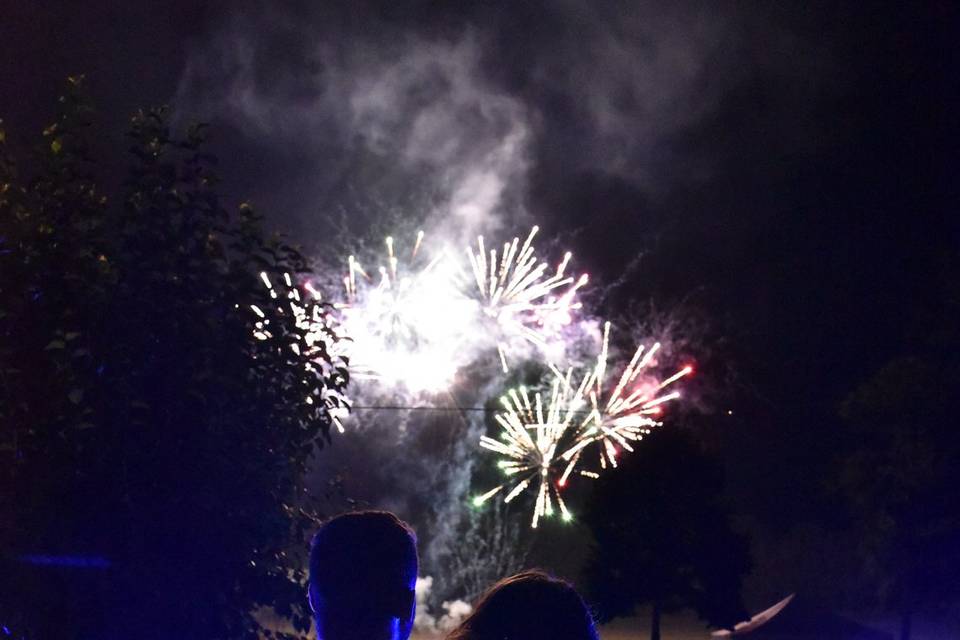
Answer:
[475, 379, 581, 528]
[555, 321, 693, 473]
[466, 226, 588, 373]
[475, 321, 692, 527]
[254, 271, 351, 433]
[338, 232, 474, 393]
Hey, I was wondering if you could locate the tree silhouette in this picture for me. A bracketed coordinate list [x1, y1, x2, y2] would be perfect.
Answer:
[0, 78, 349, 639]
[583, 426, 750, 640]
[832, 253, 960, 640]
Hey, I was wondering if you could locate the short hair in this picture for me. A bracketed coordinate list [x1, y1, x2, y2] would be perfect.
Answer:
[446, 570, 599, 640]
[309, 511, 418, 617]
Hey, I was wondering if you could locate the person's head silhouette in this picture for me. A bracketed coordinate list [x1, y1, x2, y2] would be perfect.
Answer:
[309, 511, 418, 640]
[446, 570, 599, 640]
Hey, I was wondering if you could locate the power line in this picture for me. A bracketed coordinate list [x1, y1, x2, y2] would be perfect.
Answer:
[348, 404, 492, 412]
[346, 404, 601, 416]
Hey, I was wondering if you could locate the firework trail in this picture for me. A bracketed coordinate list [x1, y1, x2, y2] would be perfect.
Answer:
[277, 223, 692, 531]
[475, 321, 692, 527]
[253, 271, 351, 433]
[475, 378, 579, 528]
[555, 321, 693, 473]
[333, 227, 587, 394]
[466, 226, 588, 373]
[338, 232, 474, 393]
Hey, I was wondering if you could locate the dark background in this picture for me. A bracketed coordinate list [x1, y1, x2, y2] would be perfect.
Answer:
[2, 0, 957, 631]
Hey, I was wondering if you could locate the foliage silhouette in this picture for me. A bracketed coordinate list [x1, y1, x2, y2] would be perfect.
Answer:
[0, 78, 349, 639]
[832, 253, 960, 640]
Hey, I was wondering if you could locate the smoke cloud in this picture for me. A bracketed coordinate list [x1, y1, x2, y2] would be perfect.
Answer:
[177, 14, 533, 245]
[174, 0, 814, 590]
[415, 576, 472, 635]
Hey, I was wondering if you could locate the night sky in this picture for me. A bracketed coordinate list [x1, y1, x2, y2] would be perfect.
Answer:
[3, 0, 957, 622]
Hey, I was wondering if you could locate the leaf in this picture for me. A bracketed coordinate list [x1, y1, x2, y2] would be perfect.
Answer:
[44, 339, 66, 350]
[51, 138, 63, 154]
[68, 389, 84, 404]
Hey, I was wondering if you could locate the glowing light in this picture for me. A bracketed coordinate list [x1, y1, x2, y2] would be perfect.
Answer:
[255, 272, 351, 433]
[476, 378, 585, 528]
[330, 226, 589, 394]
[476, 321, 692, 527]
[338, 232, 474, 393]
[556, 321, 694, 472]
[466, 227, 587, 371]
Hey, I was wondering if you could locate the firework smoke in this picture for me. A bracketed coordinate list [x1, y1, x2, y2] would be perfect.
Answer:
[180, 1, 742, 589]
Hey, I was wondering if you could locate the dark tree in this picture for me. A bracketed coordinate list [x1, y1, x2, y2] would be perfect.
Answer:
[583, 426, 750, 640]
[0, 78, 349, 639]
[833, 254, 960, 640]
